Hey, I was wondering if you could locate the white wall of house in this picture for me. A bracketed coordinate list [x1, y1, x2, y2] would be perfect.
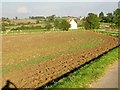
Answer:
[69, 19, 78, 29]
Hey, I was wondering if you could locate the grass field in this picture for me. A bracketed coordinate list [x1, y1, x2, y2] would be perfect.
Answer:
[2, 30, 119, 88]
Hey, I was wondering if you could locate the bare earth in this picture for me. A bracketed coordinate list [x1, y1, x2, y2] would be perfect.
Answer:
[2, 31, 119, 88]
[91, 61, 119, 88]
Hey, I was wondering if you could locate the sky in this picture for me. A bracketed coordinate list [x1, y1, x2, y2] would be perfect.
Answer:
[1, 0, 120, 2]
[1, 1, 119, 19]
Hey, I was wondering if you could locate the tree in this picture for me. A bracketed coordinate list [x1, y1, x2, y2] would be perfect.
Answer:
[59, 19, 70, 31]
[54, 19, 61, 30]
[113, 8, 120, 28]
[106, 13, 114, 23]
[15, 17, 18, 19]
[99, 12, 104, 22]
[84, 13, 100, 29]
[45, 23, 52, 30]
[99, 12, 104, 18]
[46, 15, 55, 23]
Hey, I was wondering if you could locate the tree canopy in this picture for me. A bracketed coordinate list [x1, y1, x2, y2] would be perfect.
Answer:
[113, 8, 120, 28]
[84, 13, 100, 29]
[59, 19, 70, 31]
[99, 12, 104, 22]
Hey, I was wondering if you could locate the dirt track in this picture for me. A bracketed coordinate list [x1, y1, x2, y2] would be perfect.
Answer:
[2, 31, 119, 88]
[91, 61, 119, 88]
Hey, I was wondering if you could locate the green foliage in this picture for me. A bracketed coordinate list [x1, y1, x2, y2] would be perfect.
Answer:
[2, 23, 6, 31]
[36, 20, 39, 24]
[99, 12, 104, 18]
[46, 15, 55, 23]
[45, 23, 52, 30]
[103, 8, 120, 29]
[99, 12, 104, 22]
[11, 25, 42, 30]
[29, 16, 45, 19]
[99, 8, 120, 29]
[54, 19, 61, 29]
[113, 8, 120, 29]
[59, 19, 70, 31]
[45, 15, 70, 31]
[84, 13, 100, 29]
[106, 13, 114, 23]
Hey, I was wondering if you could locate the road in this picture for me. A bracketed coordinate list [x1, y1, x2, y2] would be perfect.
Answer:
[91, 61, 119, 88]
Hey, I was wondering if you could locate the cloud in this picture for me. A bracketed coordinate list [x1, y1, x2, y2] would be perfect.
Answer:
[16, 6, 31, 14]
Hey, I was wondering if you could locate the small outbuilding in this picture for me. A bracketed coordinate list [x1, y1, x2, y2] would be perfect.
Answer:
[69, 19, 78, 29]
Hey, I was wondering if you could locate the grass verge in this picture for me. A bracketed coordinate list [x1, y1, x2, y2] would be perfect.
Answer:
[46, 46, 119, 88]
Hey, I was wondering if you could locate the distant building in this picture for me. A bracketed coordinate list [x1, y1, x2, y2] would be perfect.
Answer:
[69, 19, 78, 29]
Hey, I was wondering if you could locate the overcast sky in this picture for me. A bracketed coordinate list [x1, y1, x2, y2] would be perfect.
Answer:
[1, 1, 119, 18]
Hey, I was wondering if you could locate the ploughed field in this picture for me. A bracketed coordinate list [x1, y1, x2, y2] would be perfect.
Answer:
[2, 31, 119, 88]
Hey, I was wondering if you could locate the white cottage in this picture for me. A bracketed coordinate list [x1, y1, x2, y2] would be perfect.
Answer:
[69, 19, 78, 29]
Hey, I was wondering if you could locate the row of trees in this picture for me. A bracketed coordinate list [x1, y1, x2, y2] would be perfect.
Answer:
[2, 14, 71, 31]
[45, 15, 70, 31]
[99, 8, 120, 28]
[2, 8, 119, 31]
[84, 8, 120, 29]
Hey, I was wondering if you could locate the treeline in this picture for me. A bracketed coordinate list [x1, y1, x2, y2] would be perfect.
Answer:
[44, 8, 120, 30]
[99, 8, 120, 29]
[11, 25, 43, 30]
[84, 8, 120, 29]
[2, 8, 120, 31]
[14, 15, 70, 31]
[29, 16, 45, 19]
[2, 14, 71, 31]
[45, 15, 70, 31]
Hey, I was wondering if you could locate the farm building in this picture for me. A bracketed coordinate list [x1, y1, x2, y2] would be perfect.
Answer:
[69, 19, 78, 29]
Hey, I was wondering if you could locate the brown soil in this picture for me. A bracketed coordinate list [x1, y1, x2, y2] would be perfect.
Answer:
[2, 31, 119, 88]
